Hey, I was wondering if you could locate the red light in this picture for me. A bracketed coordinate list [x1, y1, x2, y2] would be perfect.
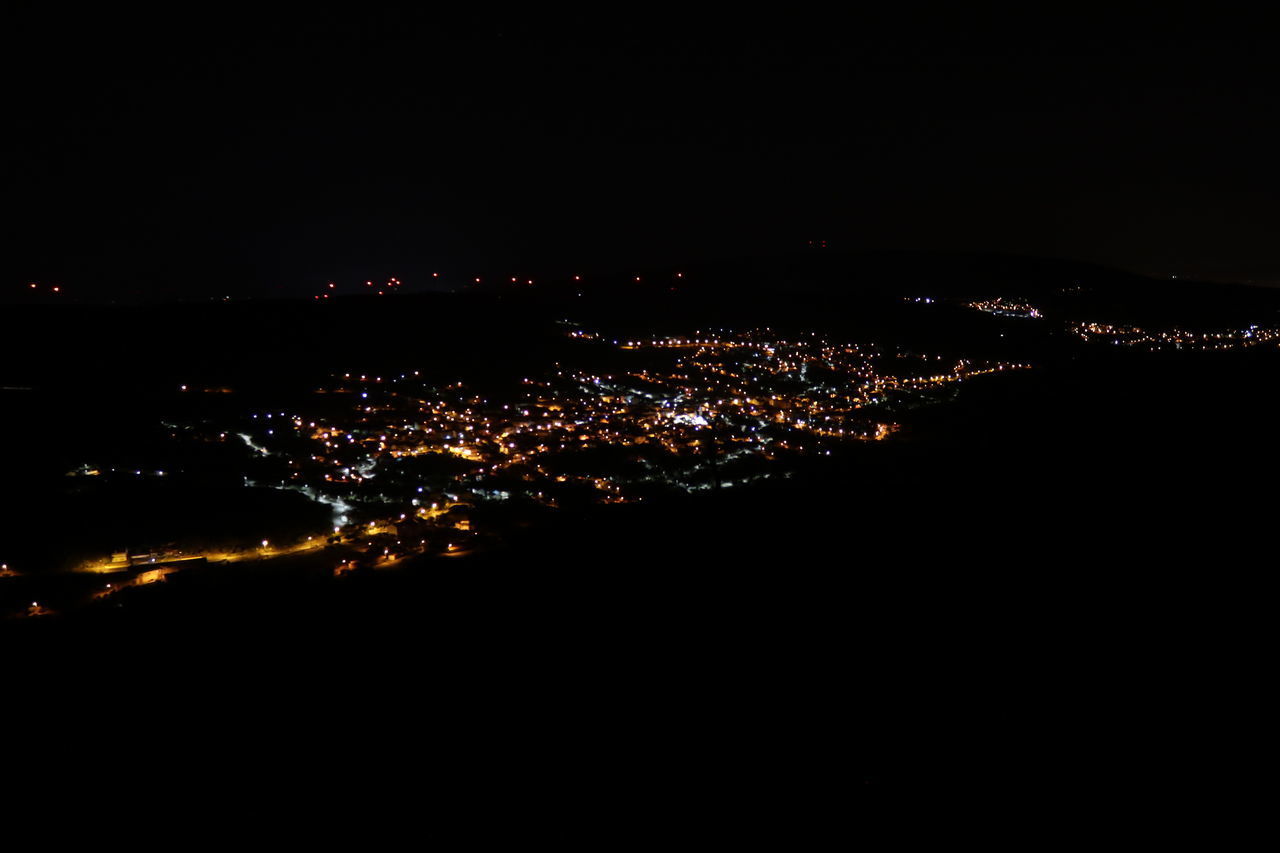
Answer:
[52, 286, 60, 292]
[432, 272, 439, 277]
[328, 283, 335, 288]
[30, 283, 37, 289]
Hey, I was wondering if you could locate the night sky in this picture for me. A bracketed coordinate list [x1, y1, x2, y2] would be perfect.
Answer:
[7, 7, 1280, 299]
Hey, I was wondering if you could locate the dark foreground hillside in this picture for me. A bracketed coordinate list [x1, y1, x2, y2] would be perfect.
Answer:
[6, 342, 1272, 808]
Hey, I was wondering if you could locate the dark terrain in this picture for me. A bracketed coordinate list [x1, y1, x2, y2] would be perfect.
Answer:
[4, 252, 1276, 799]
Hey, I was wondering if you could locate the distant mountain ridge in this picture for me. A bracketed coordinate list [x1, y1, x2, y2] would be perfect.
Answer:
[7, 249, 1273, 307]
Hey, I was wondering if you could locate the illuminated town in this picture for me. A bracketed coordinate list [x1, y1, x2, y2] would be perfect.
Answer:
[266, 328, 1013, 510]
[1066, 320, 1280, 351]
[7, 324, 1027, 595]
[911, 294, 1280, 352]
[966, 298, 1044, 319]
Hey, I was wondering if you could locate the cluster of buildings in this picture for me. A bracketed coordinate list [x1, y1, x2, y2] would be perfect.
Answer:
[39, 322, 1040, 583]
[966, 298, 1043, 319]
[1066, 321, 1280, 351]
[911, 293, 1280, 353]
[208, 327, 1030, 529]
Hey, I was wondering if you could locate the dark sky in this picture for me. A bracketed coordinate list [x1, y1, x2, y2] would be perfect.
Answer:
[7, 7, 1280, 299]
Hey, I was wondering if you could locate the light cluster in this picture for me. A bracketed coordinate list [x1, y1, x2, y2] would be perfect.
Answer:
[966, 298, 1043, 319]
[1068, 321, 1280, 351]
[202, 328, 1030, 522]
[61, 326, 1030, 575]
